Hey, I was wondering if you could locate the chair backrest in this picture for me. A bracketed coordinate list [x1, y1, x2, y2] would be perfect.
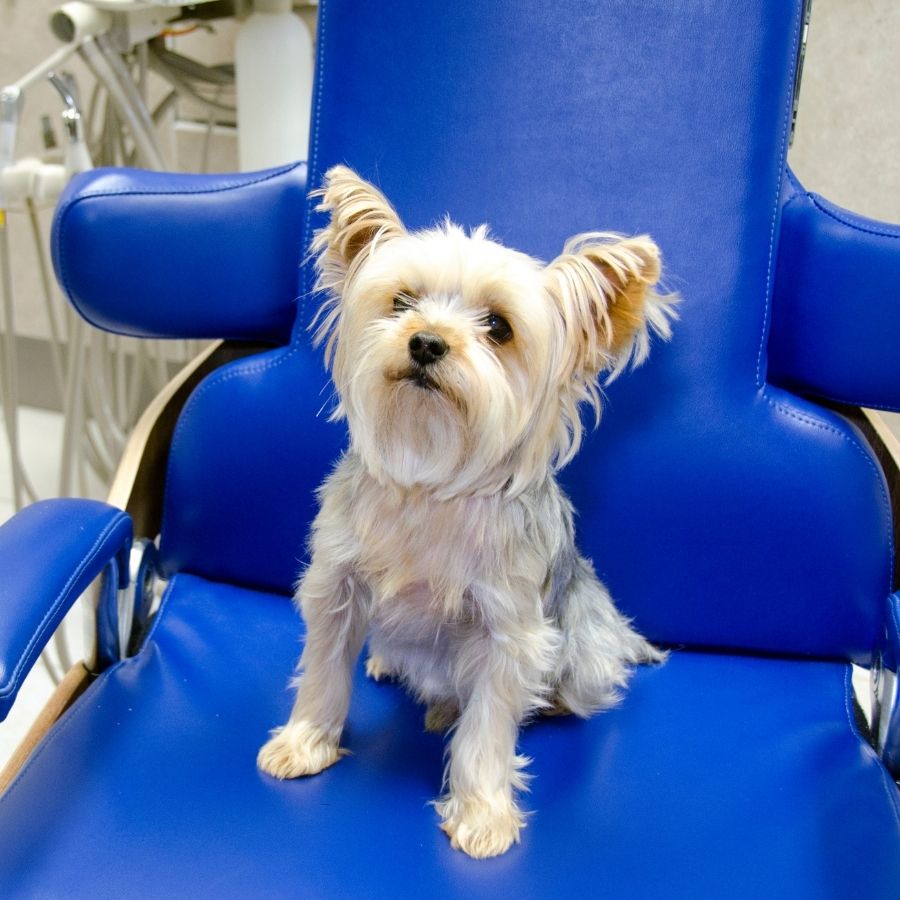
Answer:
[160, 0, 891, 663]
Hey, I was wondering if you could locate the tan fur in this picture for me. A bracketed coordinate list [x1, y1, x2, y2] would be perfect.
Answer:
[258, 167, 676, 859]
[424, 698, 460, 733]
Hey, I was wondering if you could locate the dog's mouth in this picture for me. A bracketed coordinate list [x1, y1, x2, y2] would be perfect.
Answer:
[385, 365, 469, 419]
[396, 367, 440, 391]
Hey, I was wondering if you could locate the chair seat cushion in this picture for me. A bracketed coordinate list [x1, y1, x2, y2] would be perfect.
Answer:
[1, 575, 897, 898]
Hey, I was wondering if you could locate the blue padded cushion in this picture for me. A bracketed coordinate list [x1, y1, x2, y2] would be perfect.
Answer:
[769, 177, 900, 412]
[0, 575, 896, 898]
[158, 0, 892, 664]
[0, 500, 131, 720]
[52, 163, 307, 342]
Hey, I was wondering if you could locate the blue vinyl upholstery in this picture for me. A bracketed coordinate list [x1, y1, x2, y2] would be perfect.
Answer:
[1, 0, 898, 894]
[0, 575, 896, 898]
[884, 592, 900, 775]
[52, 163, 307, 342]
[0, 500, 131, 719]
[157, 0, 892, 663]
[769, 170, 900, 412]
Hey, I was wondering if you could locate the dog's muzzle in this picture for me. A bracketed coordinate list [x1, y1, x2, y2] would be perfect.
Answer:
[408, 332, 448, 367]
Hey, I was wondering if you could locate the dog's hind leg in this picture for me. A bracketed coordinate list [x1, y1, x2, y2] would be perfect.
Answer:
[551, 556, 665, 718]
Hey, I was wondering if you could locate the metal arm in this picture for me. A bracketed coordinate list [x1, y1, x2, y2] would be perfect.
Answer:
[873, 592, 900, 779]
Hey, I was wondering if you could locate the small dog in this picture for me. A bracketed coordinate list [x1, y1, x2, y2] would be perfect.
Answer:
[258, 166, 675, 858]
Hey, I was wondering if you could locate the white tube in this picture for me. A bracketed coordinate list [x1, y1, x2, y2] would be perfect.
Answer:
[10, 41, 82, 95]
[58, 315, 86, 497]
[0, 87, 21, 176]
[25, 198, 67, 403]
[0, 216, 40, 509]
[0, 158, 40, 204]
[49, 3, 112, 45]
[34, 164, 68, 200]
[78, 36, 165, 170]
[235, 3, 313, 170]
[0, 159, 69, 204]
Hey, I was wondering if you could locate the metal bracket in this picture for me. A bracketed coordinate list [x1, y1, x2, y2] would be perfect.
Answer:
[873, 651, 898, 750]
[84, 553, 125, 674]
[83, 537, 161, 674]
[870, 586, 900, 782]
[0, 87, 23, 179]
[124, 537, 162, 657]
[789, 0, 813, 147]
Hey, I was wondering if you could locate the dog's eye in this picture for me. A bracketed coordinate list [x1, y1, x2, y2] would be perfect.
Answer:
[485, 312, 513, 344]
[392, 293, 416, 314]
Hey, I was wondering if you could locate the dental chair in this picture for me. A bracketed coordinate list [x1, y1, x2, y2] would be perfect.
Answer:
[1, 1, 898, 896]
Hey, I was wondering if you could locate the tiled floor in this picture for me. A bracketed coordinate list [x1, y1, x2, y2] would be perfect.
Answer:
[2, 408, 898, 772]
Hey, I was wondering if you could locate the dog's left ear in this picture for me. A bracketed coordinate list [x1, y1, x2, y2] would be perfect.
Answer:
[544, 232, 675, 381]
[311, 165, 407, 290]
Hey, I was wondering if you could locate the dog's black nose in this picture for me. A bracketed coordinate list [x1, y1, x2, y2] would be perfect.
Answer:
[408, 331, 448, 366]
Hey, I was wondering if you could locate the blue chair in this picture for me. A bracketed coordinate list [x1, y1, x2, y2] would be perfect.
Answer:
[1, 1, 898, 895]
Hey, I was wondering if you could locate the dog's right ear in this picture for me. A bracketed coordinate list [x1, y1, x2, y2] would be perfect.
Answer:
[311, 165, 407, 291]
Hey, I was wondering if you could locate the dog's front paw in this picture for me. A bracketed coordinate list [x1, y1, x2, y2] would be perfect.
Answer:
[364, 653, 392, 682]
[437, 794, 524, 859]
[257, 721, 345, 779]
[366, 653, 397, 681]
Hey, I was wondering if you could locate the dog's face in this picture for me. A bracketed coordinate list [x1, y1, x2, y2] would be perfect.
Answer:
[312, 166, 674, 498]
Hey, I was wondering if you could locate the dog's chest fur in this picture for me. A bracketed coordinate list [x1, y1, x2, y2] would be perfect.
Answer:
[313, 453, 577, 671]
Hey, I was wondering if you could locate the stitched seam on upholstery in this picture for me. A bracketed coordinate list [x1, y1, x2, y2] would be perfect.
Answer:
[155, 13, 322, 563]
[780, 190, 803, 216]
[763, 395, 895, 601]
[766, 190, 802, 362]
[842, 666, 900, 824]
[786, 385, 900, 415]
[761, 396, 883, 448]
[0, 512, 129, 699]
[784, 165, 804, 196]
[811, 195, 900, 240]
[158, 1, 322, 556]
[159, 345, 304, 551]
[755, 4, 803, 389]
[301, 0, 327, 306]
[756, 4, 895, 621]
[0, 574, 181, 806]
[54, 199, 108, 335]
[63, 162, 301, 206]
[54, 163, 303, 334]
[774, 192, 900, 412]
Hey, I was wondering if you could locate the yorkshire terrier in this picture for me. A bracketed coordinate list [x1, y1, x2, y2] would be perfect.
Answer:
[258, 166, 676, 858]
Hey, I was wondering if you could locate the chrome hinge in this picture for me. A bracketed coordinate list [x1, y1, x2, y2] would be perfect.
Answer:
[122, 538, 163, 658]
[83, 538, 162, 674]
[871, 645, 898, 762]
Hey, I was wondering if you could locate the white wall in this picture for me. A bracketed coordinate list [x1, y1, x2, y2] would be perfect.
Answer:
[788, 0, 900, 222]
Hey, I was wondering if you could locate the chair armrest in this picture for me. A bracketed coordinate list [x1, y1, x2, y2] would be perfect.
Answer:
[769, 179, 900, 411]
[51, 162, 308, 342]
[0, 500, 132, 721]
[876, 592, 900, 777]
